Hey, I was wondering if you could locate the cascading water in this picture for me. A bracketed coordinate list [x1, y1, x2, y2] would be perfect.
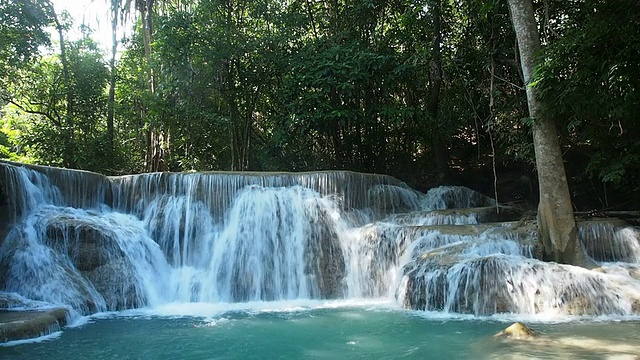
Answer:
[1, 160, 640, 322]
[160, 185, 348, 302]
[0, 164, 170, 314]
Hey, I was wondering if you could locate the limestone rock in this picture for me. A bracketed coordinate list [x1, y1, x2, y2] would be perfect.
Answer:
[84, 258, 143, 310]
[494, 322, 538, 339]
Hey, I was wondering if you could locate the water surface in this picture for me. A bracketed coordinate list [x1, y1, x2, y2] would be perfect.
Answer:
[2, 301, 639, 360]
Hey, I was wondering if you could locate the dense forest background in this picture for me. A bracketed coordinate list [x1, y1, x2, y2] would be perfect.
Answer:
[1, 0, 638, 209]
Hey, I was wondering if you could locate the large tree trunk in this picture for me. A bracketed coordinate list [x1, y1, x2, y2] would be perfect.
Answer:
[507, 0, 591, 266]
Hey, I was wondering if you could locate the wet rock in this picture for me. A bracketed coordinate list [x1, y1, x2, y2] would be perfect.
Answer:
[565, 296, 597, 316]
[494, 322, 538, 339]
[308, 211, 345, 299]
[42, 217, 144, 312]
[45, 219, 124, 272]
[84, 258, 143, 310]
[0, 308, 69, 344]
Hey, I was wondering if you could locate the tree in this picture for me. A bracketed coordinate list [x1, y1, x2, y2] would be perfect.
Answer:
[506, 0, 591, 266]
[45, 1, 77, 168]
[3, 36, 110, 169]
[0, 0, 51, 82]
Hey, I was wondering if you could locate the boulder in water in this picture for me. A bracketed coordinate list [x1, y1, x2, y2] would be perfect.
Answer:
[494, 322, 538, 339]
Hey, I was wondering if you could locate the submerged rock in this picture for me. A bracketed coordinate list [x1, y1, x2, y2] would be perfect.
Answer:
[494, 322, 538, 339]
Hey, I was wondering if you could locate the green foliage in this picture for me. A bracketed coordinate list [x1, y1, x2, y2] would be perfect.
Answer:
[0, 0, 51, 80]
[1, 0, 638, 205]
[536, 0, 640, 189]
[1, 33, 112, 172]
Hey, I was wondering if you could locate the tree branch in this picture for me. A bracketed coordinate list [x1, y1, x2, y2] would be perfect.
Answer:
[6, 98, 62, 128]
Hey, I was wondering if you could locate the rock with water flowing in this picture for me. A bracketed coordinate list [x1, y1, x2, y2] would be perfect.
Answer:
[398, 219, 640, 316]
[381, 206, 524, 226]
[578, 219, 640, 262]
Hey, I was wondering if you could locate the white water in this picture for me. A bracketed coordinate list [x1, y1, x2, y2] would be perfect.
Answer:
[1, 162, 640, 321]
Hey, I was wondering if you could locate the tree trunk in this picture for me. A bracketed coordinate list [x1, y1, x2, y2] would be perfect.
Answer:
[47, 3, 75, 168]
[106, 2, 118, 172]
[138, 0, 165, 172]
[506, 0, 592, 266]
[427, 0, 448, 183]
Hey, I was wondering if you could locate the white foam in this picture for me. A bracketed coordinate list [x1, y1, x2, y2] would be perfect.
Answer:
[408, 308, 640, 324]
[66, 315, 94, 328]
[123, 298, 395, 318]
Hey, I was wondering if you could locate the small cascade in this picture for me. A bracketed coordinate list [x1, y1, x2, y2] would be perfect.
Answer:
[422, 185, 495, 210]
[401, 254, 636, 315]
[0, 162, 110, 222]
[382, 210, 479, 226]
[140, 194, 218, 267]
[340, 223, 418, 298]
[578, 220, 640, 262]
[1, 163, 64, 222]
[398, 219, 640, 316]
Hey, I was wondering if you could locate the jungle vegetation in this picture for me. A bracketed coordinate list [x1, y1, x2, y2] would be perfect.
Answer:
[1, 0, 639, 213]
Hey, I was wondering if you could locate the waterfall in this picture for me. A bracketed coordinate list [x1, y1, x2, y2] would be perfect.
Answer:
[161, 185, 347, 302]
[578, 221, 640, 262]
[0, 162, 421, 312]
[2, 161, 640, 318]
